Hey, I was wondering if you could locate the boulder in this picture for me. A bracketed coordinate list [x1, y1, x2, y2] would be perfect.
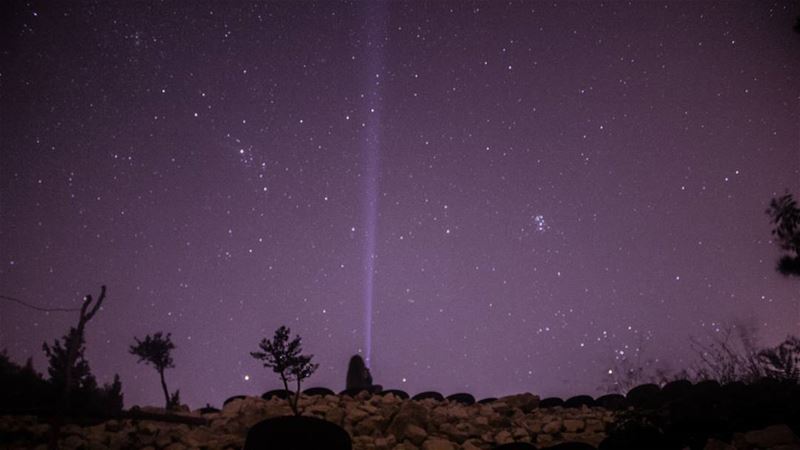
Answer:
[625, 384, 662, 409]
[243, 416, 351, 450]
[446, 393, 476, 405]
[661, 379, 692, 401]
[413, 391, 445, 402]
[595, 394, 628, 411]
[564, 395, 595, 408]
[539, 397, 564, 408]
[304, 387, 336, 397]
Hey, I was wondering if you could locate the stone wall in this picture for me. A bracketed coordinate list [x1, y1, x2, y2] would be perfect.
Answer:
[0, 392, 617, 450]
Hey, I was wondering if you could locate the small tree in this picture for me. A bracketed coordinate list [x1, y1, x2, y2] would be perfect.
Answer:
[250, 325, 318, 416]
[129, 332, 179, 410]
[766, 192, 800, 277]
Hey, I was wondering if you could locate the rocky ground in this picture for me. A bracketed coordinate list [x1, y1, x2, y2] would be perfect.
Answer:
[0, 391, 613, 449]
[0, 391, 797, 449]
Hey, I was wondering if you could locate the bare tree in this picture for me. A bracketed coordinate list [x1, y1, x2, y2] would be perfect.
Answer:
[688, 320, 764, 384]
[42, 285, 106, 409]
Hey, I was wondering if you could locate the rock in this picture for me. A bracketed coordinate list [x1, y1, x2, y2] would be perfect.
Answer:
[462, 439, 484, 450]
[525, 418, 543, 433]
[596, 394, 629, 411]
[405, 424, 428, 445]
[375, 435, 397, 449]
[540, 397, 564, 408]
[584, 418, 604, 433]
[564, 395, 596, 408]
[439, 423, 470, 443]
[500, 393, 540, 413]
[347, 406, 370, 423]
[537, 433, 554, 446]
[447, 393, 476, 405]
[744, 424, 798, 448]
[626, 383, 662, 409]
[512, 427, 528, 440]
[353, 435, 376, 449]
[563, 418, 585, 433]
[495, 430, 514, 444]
[326, 406, 346, 425]
[386, 401, 429, 438]
[543, 419, 562, 433]
[421, 437, 456, 450]
[448, 404, 470, 420]
[355, 415, 386, 436]
[413, 391, 445, 402]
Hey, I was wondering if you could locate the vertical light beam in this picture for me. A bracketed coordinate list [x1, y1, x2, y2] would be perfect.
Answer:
[362, 1, 388, 368]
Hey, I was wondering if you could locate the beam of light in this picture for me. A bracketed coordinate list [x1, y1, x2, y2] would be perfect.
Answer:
[362, 1, 388, 368]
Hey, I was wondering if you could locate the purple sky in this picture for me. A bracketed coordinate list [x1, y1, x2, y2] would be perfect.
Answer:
[1, 1, 798, 409]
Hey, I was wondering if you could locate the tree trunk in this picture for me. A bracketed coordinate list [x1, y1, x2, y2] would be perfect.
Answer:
[159, 369, 170, 410]
[280, 373, 297, 416]
[294, 377, 302, 416]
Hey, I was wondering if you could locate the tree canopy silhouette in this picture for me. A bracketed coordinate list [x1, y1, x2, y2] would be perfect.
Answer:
[766, 192, 800, 277]
[250, 325, 318, 416]
[129, 332, 180, 410]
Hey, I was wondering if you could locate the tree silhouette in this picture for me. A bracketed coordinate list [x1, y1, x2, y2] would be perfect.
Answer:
[250, 325, 318, 416]
[758, 335, 800, 382]
[42, 285, 106, 409]
[766, 192, 800, 276]
[129, 332, 180, 410]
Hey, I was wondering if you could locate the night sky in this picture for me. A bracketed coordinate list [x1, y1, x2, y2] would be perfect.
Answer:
[1, 1, 798, 409]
